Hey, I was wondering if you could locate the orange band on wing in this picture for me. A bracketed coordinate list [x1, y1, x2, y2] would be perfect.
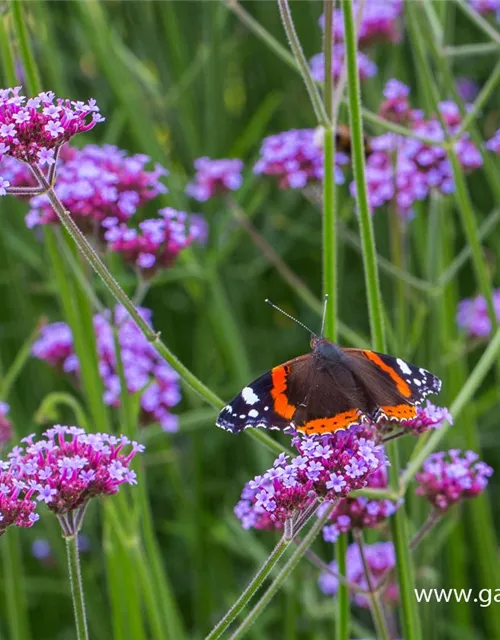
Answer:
[297, 410, 365, 435]
[379, 404, 417, 421]
[363, 351, 411, 398]
[271, 366, 296, 420]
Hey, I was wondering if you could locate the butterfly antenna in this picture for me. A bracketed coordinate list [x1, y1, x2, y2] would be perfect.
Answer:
[265, 299, 315, 335]
[320, 294, 329, 338]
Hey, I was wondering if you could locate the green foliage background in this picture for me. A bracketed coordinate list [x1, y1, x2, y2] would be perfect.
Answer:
[0, 1, 500, 638]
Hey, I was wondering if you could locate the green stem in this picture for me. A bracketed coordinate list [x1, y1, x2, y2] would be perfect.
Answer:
[2, 530, 31, 640]
[454, 0, 500, 45]
[0, 319, 41, 400]
[354, 530, 390, 640]
[343, 3, 422, 638]
[444, 42, 499, 57]
[30, 165, 285, 456]
[228, 504, 334, 639]
[388, 446, 422, 640]
[342, 0, 385, 352]
[336, 532, 350, 640]
[9, 0, 42, 94]
[277, 0, 329, 126]
[322, 0, 337, 341]
[205, 535, 290, 640]
[0, 13, 17, 86]
[64, 535, 90, 640]
[454, 59, 500, 138]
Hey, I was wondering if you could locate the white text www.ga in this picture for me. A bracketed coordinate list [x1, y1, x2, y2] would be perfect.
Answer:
[415, 588, 500, 607]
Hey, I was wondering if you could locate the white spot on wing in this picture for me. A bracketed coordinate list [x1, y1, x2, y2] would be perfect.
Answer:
[413, 378, 421, 386]
[222, 405, 233, 414]
[239, 414, 246, 419]
[242, 386, 259, 405]
[397, 358, 412, 375]
[248, 409, 259, 418]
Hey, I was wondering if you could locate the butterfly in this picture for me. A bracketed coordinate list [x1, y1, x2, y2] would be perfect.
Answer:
[216, 300, 441, 436]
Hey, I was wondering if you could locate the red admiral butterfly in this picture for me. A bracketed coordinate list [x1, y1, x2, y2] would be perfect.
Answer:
[216, 299, 441, 436]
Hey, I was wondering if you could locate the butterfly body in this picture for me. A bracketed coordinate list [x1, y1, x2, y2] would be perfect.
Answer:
[216, 337, 441, 436]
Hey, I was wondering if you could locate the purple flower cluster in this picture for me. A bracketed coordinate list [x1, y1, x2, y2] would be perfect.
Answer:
[25, 144, 168, 231]
[0, 402, 12, 446]
[0, 457, 39, 534]
[32, 306, 181, 432]
[320, 0, 403, 47]
[234, 428, 387, 530]
[415, 450, 493, 511]
[253, 128, 348, 189]
[468, 0, 500, 17]
[14, 426, 142, 518]
[103, 207, 207, 274]
[309, 47, 377, 84]
[456, 290, 500, 338]
[319, 541, 398, 607]
[486, 129, 500, 153]
[0, 154, 34, 193]
[322, 467, 401, 543]
[186, 157, 243, 201]
[0, 87, 103, 173]
[359, 81, 483, 217]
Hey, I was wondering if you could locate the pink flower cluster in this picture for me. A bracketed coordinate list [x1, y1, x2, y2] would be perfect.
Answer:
[103, 207, 207, 273]
[309, 47, 377, 84]
[32, 306, 181, 432]
[253, 128, 348, 189]
[322, 467, 401, 543]
[468, 0, 500, 17]
[357, 80, 483, 217]
[0, 425, 144, 536]
[25, 144, 168, 231]
[319, 541, 398, 607]
[0, 87, 103, 172]
[456, 289, 500, 338]
[0, 457, 39, 534]
[16, 426, 142, 513]
[320, 0, 403, 47]
[415, 450, 493, 511]
[0, 403, 12, 446]
[234, 428, 387, 530]
[186, 157, 243, 201]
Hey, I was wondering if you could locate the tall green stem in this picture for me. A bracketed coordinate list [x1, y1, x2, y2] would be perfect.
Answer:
[65, 535, 90, 640]
[205, 535, 290, 640]
[322, 0, 337, 341]
[229, 504, 334, 639]
[277, 0, 329, 125]
[354, 530, 390, 640]
[342, 0, 384, 351]
[342, 2, 421, 638]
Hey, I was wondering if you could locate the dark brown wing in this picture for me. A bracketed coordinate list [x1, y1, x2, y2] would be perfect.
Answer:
[342, 348, 442, 422]
[285, 356, 372, 435]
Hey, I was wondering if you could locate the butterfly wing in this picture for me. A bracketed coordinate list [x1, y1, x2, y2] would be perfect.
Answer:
[216, 355, 310, 434]
[343, 348, 442, 422]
